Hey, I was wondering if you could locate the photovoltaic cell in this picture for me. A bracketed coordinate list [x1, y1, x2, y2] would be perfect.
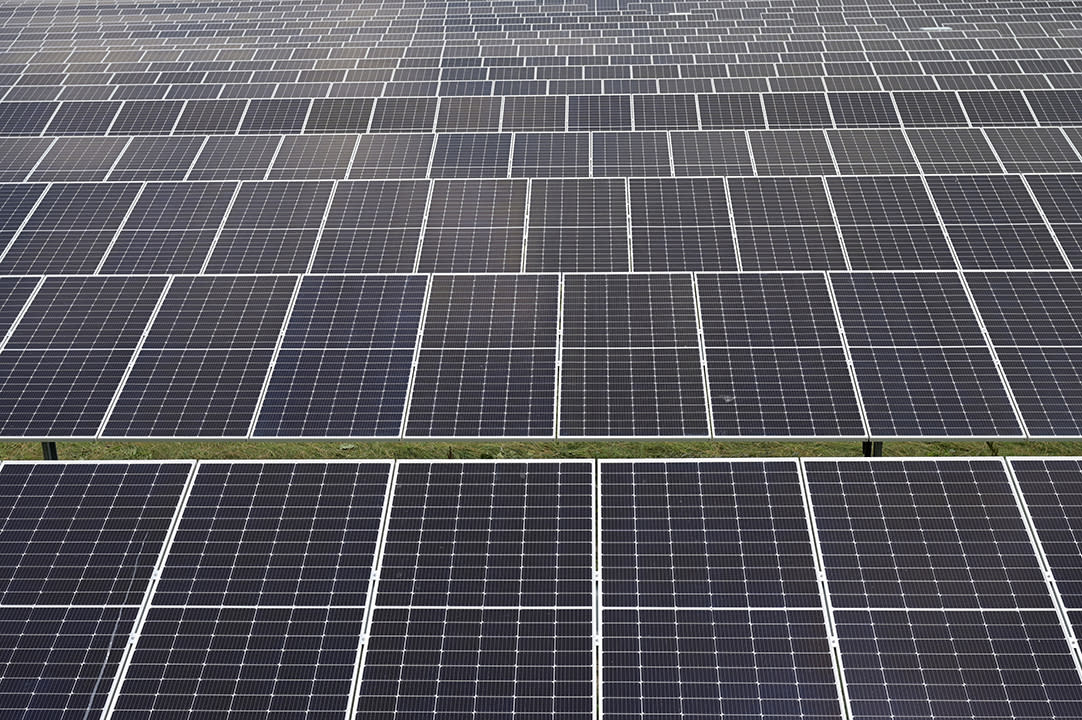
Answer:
[186, 135, 281, 182]
[5, 275, 167, 351]
[526, 178, 627, 271]
[697, 273, 861, 435]
[0, 182, 141, 274]
[669, 130, 755, 176]
[29, 136, 128, 182]
[100, 181, 236, 274]
[1012, 459, 1082, 613]
[0, 349, 133, 436]
[0, 277, 38, 338]
[103, 275, 295, 437]
[207, 180, 332, 273]
[108, 136, 206, 182]
[142, 275, 296, 350]
[967, 272, 1082, 347]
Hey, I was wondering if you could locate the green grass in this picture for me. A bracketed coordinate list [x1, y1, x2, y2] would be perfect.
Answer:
[4, 439, 1082, 461]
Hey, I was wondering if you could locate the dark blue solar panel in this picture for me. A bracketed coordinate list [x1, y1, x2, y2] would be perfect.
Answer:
[280, 275, 425, 350]
[602, 460, 821, 607]
[143, 275, 296, 349]
[806, 459, 1052, 610]
[254, 275, 424, 437]
[377, 461, 592, 607]
[836, 609, 1082, 720]
[102, 347, 275, 437]
[153, 461, 390, 606]
[604, 609, 843, 720]
[0, 349, 134, 437]
[0, 276, 38, 338]
[406, 274, 558, 437]
[1012, 458, 1082, 612]
[112, 606, 363, 719]
[0, 606, 137, 720]
[357, 608, 593, 719]
[0, 462, 191, 604]
[5, 276, 166, 351]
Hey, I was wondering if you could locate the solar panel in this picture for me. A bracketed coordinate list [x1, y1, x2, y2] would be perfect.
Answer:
[826, 129, 920, 175]
[629, 177, 736, 271]
[0, 183, 141, 275]
[405, 274, 557, 436]
[696, 273, 862, 435]
[604, 609, 843, 720]
[669, 130, 754, 177]
[730, 177, 847, 270]
[255, 275, 424, 437]
[174, 98, 248, 134]
[102, 275, 296, 437]
[601, 460, 820, 607]
[377, 461, 591, 606]
[834, 608, 1082, 720]
[0, 276, 39, 338]
[29, 136, 128, 182]
[108, 136, 206, 182]
[5, 276, 166, 351]
[99, 182, 237, 274]
[112, 606, 365, 718]
[560, 273, 708, 436]
[832, 272, 1021, 437]
[154, 461, 391, 605]
[421, 179, 526, 272]
[0, 461, 191, 604]
[357, 608, 593, 718]
[526, 179, 628, 272]
[805, 459, 1051, 610]
[0, 605, 137, 720]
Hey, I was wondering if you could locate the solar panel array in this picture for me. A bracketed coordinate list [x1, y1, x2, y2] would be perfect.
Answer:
[2, 0, 1082, 440]
[3, 457, 1082, 718]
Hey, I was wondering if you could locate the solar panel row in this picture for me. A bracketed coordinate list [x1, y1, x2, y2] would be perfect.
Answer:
[6, 92, 1082, 134]
[1, 270, 1079, 439]
[3, 172, 1082, 274]
[1, 458, 1081, 719]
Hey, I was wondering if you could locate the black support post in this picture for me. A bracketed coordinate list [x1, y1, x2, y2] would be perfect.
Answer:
[862, 441, 883, 457]
[41, 442, 58, 460]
